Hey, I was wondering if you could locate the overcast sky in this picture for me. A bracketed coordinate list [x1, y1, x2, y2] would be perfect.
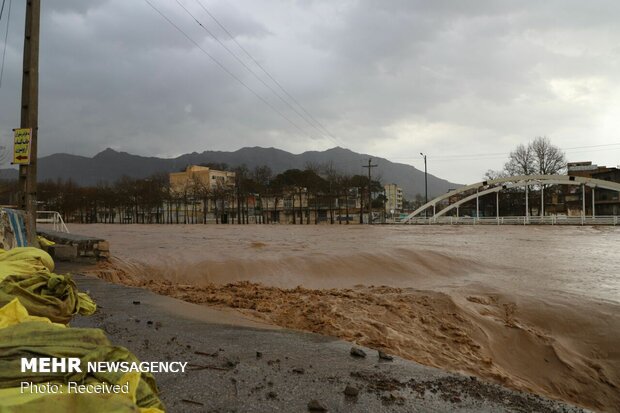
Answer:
[1, 0, 619, 183]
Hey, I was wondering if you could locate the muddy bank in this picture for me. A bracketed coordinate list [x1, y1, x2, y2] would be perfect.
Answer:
[91, 260, 619, 412]
[71, 275, 586, 413]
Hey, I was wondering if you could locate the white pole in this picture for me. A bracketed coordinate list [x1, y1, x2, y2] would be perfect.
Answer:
[476, 189, 479, 224]
[582, 184, 586, 225]
[496, 190, 499, 225]
[525, 182, 529, 224]
[592, 187, 595, 218]
[541, 184, 544, 220]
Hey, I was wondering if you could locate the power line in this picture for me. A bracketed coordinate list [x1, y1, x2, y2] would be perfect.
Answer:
[142, 0, 314, 140]
[193, 0, 341, 144]
[0, 0, 11, 90]
[392, 142, 620, 161]
[175, 0, 339, 146]
[563, 142, 620, 150]
[0, 0, 6, 21]
[404, 146, 620, 164]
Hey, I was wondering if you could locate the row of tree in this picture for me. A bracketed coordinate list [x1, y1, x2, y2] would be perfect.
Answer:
[30, 163, 387, 224]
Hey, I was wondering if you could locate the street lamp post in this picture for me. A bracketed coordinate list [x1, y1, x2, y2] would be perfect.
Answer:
[420, 153, 428, 217]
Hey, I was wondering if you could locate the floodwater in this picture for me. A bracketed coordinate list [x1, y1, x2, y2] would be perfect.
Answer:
[72, 224, 620, 412]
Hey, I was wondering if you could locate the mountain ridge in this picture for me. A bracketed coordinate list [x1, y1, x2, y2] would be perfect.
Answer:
[0, 146, 459, 198]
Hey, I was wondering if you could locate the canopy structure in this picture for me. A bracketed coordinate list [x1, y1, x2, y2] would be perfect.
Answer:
[401, 175, 620, 223]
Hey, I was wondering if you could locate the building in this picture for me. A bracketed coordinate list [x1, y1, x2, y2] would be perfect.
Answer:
[384, 184, 403, 214]
[592, 168, 620, 215]
[168, 166, 236, 223]
[169, 165, 236, 193]
[566, 161, 620, 216]
[567, 161, 613, 177]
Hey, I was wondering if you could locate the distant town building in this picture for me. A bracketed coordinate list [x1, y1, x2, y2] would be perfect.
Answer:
[567, 161, 613, 177]
[384, 183, 403, 213]
[169, 165, 235, 193]
[567, 161, 620, 216]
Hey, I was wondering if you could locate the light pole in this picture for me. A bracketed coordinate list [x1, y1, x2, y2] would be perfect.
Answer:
[420, 153, 428, 217]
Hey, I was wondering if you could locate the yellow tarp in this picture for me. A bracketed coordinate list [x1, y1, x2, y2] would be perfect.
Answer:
[36, 235, 55, 249]
[0, 247, 96, 323]
[0, 299, 164, 412]
[0, 298, 63, 329]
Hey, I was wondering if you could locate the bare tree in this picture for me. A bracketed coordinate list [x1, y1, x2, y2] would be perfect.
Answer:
[484, 169, 509, 181]
[502, 137, 565, 177]
[321, 161, 339, 224]
[504, 144, 535, 176]
[531, 136, 566, 175]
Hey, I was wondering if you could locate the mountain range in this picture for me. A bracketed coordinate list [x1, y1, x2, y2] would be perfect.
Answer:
[0, 147, 458, 198]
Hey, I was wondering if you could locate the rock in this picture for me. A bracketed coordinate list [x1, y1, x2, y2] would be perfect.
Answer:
[48, 244, 78, 261]
[378, 350, 393, 361]
[292, 367, 305, 374]
[350, 347, 366, 358]
[266, 391, 277, 400]
[146, 320, 153, 325]
[344, 385, 359, 397]
[96, 241, 110, 252]
[132, 301, 141, 305]
[256, 351, 263, 359]
[307, 400, 327, 411]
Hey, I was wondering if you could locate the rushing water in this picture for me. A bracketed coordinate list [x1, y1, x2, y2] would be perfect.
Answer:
[70, 224, 620, 411]
[70, 224, 620, 303]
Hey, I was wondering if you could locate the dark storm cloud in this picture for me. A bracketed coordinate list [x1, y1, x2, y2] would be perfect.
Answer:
[1, 0, 619, 182]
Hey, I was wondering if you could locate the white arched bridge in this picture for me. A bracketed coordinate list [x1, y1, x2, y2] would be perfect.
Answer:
[399, 174, 620, 225]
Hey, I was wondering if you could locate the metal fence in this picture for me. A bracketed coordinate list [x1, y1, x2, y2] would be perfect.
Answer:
[395, 215, 620, 226]
[36, 211, 70, 233]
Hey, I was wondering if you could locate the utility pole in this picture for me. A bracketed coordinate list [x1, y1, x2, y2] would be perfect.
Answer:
[420, 153, 428, 218]
[362, 158, 377, 224]
[18, 0, 41, 245]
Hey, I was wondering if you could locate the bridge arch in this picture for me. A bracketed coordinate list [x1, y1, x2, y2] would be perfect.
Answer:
[401, 175, 620, 223]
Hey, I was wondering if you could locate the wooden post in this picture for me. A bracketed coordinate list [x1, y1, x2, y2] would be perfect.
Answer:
[18, 0, 41, 245]
[362, 158, 377, 224]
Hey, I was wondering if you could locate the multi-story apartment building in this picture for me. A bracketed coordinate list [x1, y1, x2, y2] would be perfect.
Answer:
[169, 165, 236, 193]
[384, 183, 403, 214]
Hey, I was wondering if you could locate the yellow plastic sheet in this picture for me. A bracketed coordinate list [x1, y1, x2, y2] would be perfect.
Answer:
[0, 248, 55, 278]
[36, 236, 55, 249]
[0, 247, 96, 323]
[0, 298, 63, 330]
[0, 300, 164, 412]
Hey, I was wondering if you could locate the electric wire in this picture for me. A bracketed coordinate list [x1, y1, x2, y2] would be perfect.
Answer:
[176, 0, 338, 145]
[0, 0, 11, 89]
[0, 0, 6, 22]
[392, 142, 620, 162]
[143, 0, 315, 140]
[194, 0, 340, 144]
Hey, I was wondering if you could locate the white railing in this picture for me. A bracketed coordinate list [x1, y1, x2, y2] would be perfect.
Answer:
[36, 211, 70, 233]
[396, 215, 619, 226]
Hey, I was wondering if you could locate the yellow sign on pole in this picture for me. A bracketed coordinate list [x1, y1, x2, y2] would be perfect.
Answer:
[12, 128, 32, 165]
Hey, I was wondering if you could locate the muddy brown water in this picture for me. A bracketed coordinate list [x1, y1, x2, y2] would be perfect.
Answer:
[68, 224, 620, 412]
